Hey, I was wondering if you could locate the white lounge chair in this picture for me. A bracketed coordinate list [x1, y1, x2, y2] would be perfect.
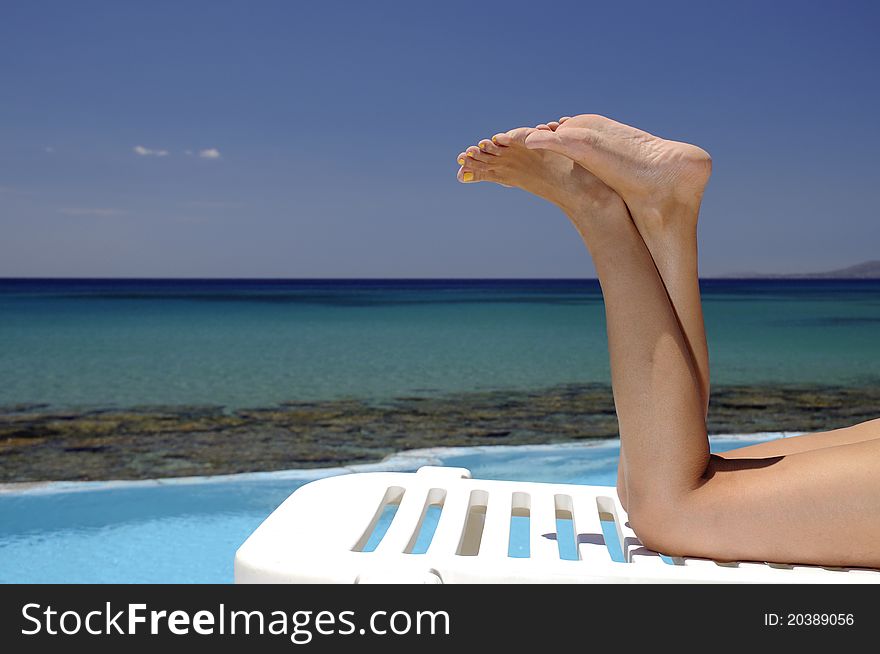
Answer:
[235, 465, 880, 584]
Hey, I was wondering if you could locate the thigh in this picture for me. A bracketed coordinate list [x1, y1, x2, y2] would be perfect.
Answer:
[673, 437, 880, 567]
[717, 417, 880, 459]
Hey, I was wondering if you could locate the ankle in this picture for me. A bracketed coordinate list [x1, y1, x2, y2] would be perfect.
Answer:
[631, 195, 701, 231]
[574, 211, 643, 259]
[564, 191, 630, 236]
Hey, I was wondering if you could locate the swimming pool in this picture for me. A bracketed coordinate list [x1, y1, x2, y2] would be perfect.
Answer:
[0, 435, 774, 583]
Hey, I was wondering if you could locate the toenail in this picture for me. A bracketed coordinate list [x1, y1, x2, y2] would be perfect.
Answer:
[467, 151, 475, 158]
[479, 143, 486, 150]
[491, 136, 498, 144]
[463, 172, 474, 182]
[457, 156, 465, 165]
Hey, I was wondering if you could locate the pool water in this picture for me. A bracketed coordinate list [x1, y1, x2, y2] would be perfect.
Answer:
[0, 436, 772, 583]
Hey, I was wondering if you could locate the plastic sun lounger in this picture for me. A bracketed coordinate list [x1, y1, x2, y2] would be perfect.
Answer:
[234, 466, 880, 584]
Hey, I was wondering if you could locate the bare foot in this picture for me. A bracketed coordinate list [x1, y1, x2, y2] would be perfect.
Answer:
[522, 114, 712, 225]
[455, 128, 626, 225]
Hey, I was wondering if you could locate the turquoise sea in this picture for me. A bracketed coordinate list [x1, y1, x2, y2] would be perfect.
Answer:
[1, 279, 879, 410]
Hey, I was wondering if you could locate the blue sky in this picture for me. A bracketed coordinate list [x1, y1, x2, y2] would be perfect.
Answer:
[1, 0, 878, 277]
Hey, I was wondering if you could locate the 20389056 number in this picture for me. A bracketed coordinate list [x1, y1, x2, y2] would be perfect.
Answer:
[787, 613, 854, 626]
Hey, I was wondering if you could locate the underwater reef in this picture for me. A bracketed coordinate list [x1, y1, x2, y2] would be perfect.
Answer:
[2, 383, 878, 482]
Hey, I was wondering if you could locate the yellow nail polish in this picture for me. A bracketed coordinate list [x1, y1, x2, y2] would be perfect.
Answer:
[463, 172, 474, 182]
[479, 142, 486, 150]
[491, 136, 498, 144]
[457, 156, 465, 165]
[467, 151, 475, 158]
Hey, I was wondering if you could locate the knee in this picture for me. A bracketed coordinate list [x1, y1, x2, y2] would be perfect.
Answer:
[625, 495, 689, 556]
[616, 479, 628, 513]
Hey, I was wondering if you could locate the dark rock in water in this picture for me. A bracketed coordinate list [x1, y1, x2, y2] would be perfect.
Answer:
[481, 431, 512, 438]
[1, 383, 878, 483]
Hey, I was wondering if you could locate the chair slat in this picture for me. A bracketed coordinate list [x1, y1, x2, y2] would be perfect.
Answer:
[479, 490, 512, 558]
[530, 493, 560, 561]
[373, 487, 428, 554]
[571, 495, 610, 564]
[427, 486, 473, 555]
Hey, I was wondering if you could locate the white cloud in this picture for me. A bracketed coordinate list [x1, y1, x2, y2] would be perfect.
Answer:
[133, 145, 169, 157]
[59, 207, 127, 217]
[130, 145, 219, 158]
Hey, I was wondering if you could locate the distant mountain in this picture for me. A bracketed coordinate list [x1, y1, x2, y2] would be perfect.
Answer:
[809, 260, 880, 278]
[718, 260, 880, 279]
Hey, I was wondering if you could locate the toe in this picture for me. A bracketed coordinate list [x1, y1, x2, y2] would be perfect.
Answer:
[558, 116, 571, 124]
[457, 165, 484, 183]
[535, 123, 552, 131]
[491, 132, 512, 147]
[494, 126, 547, 147]
[458, 155, 494, 182]
[465, 145, 493, 163]
[458, 168, 476, 183]
[503, 127, 537, 146]
[546, 121, 560, 131]
[458, 165, 509, 186]
[523, 129, 563, 151]
[523, 126, 595, 160]
[456, 152, 467, 166]
[478, 139, 503, 155]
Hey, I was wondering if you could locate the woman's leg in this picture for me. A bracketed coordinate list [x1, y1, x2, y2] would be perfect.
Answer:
[524, 117, 880, 567]
[534, 116, 711, 511]
[576, 193, 712, 517]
